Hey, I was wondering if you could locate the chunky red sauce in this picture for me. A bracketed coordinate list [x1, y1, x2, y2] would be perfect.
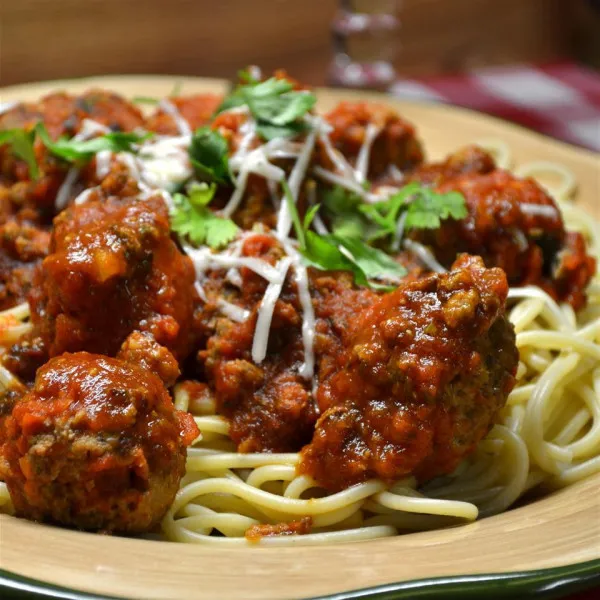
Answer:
[0, 78, 595, 534]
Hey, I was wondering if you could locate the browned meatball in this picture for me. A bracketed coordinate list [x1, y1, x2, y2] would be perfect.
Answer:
[29, 195, 197, 359]
[320, 101, 424, 179]
[38, 90, 145, 138]
[410, 170, 597, 309]
[1, 90, 145, 220]
[406, 145, 496, 187]
[117, 331, 180, 388]
[0, 352, 198, 533]
[145, 94, 223, 135]
[300, 255, 518, 491]
[0, 214, 50, 310]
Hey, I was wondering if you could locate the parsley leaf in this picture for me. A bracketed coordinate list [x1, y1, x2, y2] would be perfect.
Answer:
[365, 183, 468, 235]
[1, 123, 151, 179]
[255, 121, 309, 141]
[34, 123, 151, 164]
[322, 186, 373, 239]
[0, 128, 39, 179]
[189, 127, 232, 185]
[336, 236, 406, 288]
[283, 182, 406, 289]
[217, 74, 316, 141]
[324, 183, 468, 248]
[170, 182, 239, 249]
[404, 188, 468, 229]
[244, 79, 314, 125]
[303, 204, 321, 231]
[238, 68, 260, 85]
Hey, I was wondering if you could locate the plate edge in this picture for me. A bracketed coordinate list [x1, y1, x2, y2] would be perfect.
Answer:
[1, 560, 599, 600]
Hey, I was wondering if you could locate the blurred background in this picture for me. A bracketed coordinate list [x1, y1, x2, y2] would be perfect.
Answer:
[1, 0, 599, 148]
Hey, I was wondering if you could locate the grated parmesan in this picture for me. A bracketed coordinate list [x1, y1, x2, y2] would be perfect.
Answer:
[252, 257, 292, 363]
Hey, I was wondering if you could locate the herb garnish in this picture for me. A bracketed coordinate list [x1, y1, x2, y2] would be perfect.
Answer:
[323, 183, 468, 249]
[170, 182, 239, 249]
[282, 181, 407, 289]
[34, 123, 151, 164]
[0, 129, 39, 179]
[188, 127, 232, 185]
[0, 123, 151, 179]
[217, 74, 316, 141]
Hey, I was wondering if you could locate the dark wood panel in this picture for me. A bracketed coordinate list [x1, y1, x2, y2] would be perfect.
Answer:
[0, 0, 581, 87]
[0, 0, 337, 85]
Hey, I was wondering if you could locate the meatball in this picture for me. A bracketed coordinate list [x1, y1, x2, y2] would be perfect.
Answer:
[117, 331, 180, 388]
[300, 255, 518, 491]
[38, 90, 145, 138]
[0, 214, 50, 310]
[0, 352, 198, 532]
[320, 101, 424, 180]
[410, 169, 596, 309]
[406, 145, 496, 187]
[145, 94, 223, 135]
[1, 90, 145, 219]
[29, 195, 197, 359]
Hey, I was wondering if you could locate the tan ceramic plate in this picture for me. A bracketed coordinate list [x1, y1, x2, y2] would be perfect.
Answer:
[0, 76, 599, 600]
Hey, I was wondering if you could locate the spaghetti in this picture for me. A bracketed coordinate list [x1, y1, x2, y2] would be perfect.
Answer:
[0, 106, 598, 543]
[159, 154, 600, 545]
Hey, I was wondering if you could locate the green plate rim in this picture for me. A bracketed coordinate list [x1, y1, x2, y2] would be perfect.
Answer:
[1, 559, 599, 600]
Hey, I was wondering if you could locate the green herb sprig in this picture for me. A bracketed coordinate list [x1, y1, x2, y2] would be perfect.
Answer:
[217, 73, 316, 141]
[323, 183, 469, 249]
[282, 181, 406, 290]
[0, 123, 151, 179]
[170, 182, 239, 249]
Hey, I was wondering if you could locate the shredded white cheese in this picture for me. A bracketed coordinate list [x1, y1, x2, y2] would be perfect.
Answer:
[159, 99, 192, 137]
[276, 131, 317, 239]
[520, 203, 559, 218]
[355, 123, 381, 183]
[73, 188, 95, 205]
[0, 101, 18, 116]
[318, 132, 355, 178]
[54, 119, 110, 211]
[222, 147, 286, 218]
[55, 168, 80, 211]
[95, 150, 112, 179]
[512, 228, 529, 252]
[403, 239, 447, 273]
[186, 245, 281, 284]
[292, 259, 315, 380]
[217, 299, 250, 323]
[312, 165, 367, 198]
[252, 257, 292, 363]
[138, 135, 192, 191]
[391, 211, 408, 252]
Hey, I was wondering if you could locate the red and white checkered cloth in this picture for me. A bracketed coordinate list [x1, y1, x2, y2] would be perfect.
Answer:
[389, 62, 600, 152]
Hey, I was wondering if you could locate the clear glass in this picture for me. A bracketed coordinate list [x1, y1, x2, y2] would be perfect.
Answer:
[330, 0, 401, 89]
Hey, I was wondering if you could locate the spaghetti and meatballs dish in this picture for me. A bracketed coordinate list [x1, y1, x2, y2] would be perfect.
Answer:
[0, 68, 598, 545]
